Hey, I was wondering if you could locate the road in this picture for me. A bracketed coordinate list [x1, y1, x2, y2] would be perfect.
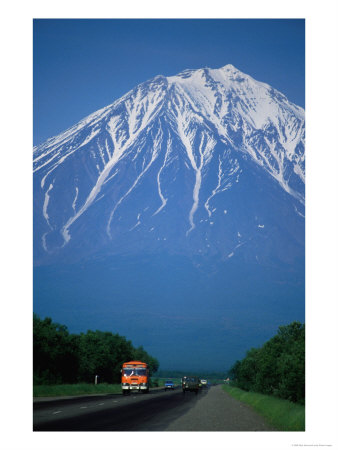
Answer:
[33, 385, 274, 431]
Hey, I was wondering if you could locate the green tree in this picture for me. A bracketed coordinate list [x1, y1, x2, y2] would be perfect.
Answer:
[33, 314, 159, 385]
[228, 322, 305, 404]
[33, 314, 79, 384]
[275, 323, 305, 403]
[236, 347, 260, 391]
[77, 330, 135, 383]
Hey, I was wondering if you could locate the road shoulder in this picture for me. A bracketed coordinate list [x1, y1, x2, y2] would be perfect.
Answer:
[164, 385, 276, 431]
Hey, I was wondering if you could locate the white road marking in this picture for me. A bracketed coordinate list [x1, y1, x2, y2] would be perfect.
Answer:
[52, 411, 62, 415]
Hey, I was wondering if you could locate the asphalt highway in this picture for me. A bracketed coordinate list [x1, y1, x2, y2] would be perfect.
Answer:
[33, 385, 274, 432]
[33, 387, 203, 431]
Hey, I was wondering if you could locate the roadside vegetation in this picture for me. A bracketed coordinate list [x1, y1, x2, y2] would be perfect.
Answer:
[224, 321, 305, 431]
[222, 384, 305, 431]
[33, 383, 122, 397]
[33, 314, 159, 387]
[33, 380, 170, 398]
[228, 322, 305, 404]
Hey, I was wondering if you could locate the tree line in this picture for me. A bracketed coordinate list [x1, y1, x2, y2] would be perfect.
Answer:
[229, 322, 305, 404]
[33, 314, 159, 385]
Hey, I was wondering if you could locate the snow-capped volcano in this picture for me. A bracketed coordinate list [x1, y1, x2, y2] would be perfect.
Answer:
[33, 64, 305, 265]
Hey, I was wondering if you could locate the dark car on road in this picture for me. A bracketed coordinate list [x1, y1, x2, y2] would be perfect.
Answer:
[164, 380, 174, 391]
[182, 376, 200, 394]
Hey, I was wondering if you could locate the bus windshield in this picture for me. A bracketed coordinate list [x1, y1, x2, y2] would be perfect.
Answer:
[123, 368, 147, 376]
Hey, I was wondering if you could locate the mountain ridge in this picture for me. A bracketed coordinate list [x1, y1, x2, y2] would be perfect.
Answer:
[33, 64, 304, 266]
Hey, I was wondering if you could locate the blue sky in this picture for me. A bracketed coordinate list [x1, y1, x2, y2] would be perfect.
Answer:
[33, 19, 305, 146]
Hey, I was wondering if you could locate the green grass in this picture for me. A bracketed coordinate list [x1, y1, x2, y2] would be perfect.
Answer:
[33, 383, 122, 397]
[222, 384, 305, 431]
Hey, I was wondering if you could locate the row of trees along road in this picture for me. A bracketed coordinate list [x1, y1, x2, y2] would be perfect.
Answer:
[229, 322, 305, 404]
[33, 314, 159, 385]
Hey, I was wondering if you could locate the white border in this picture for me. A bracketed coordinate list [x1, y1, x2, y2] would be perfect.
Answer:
[1, 1, 338, 449]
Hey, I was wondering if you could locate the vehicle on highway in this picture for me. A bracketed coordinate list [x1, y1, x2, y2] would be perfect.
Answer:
[200, 379, 208, 388]
[164, 380, 175, 390]
[182, 376, 200, 394]
[121, 360, 149, 395]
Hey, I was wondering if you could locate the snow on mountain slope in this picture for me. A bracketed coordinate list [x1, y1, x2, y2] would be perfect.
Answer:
[33, 64, 305, 265]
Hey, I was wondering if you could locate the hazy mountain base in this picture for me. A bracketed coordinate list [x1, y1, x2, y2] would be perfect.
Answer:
[34, 254, 304, 372]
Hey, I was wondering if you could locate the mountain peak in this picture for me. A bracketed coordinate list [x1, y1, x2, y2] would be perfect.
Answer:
[220, 63, 239, 71]
[166, 64, 240, 82]
[33, 64, 305, 265]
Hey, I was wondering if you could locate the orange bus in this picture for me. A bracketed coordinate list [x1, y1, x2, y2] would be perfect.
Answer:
[121, 361, 149, 395]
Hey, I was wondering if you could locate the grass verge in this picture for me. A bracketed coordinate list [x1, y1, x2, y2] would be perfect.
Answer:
[33, 383, 122, 397]
[222, 385, 305, 431]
